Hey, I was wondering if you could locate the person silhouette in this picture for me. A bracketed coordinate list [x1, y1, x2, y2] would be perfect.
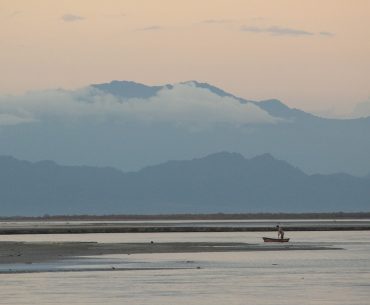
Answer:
[276, 225, 284, 239]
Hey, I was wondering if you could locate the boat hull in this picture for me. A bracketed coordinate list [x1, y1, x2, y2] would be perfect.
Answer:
[263, 237, 290, 242]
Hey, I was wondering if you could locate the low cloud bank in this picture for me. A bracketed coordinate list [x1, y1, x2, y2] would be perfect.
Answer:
[0, 83, 281, 128]
[352, 98, 370, 118]
[62, 14, 85, 22]
[241, 25, 313, 36]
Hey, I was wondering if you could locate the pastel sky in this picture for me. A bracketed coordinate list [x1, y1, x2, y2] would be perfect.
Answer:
[1, 0, 369, 116]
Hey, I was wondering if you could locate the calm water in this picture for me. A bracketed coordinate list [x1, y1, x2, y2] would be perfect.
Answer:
[0, 230, 369, 304]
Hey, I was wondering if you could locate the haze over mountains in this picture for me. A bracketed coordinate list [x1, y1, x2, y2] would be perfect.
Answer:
[0, 80, 369, 176]
[1, 153, 369, 216]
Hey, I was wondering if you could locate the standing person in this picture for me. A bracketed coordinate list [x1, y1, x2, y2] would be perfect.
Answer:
[276, 225, 284, 239]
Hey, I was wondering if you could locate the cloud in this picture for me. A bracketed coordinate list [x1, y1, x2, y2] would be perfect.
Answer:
[202, 19, 233, 24]
[352, 98, 370, 118]
[241, 25, 314, 36]
[62, 14, 85, 22]
[0, 113, 36, 126]
[121, 83, 281, 126]
[0, 83, 282, 128]
[136, 25, 162, 31]
[9, 11, 21, 18]
[319, 31, 335, 37]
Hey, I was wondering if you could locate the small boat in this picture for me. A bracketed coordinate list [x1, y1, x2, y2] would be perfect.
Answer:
[263, 237, 290, 242]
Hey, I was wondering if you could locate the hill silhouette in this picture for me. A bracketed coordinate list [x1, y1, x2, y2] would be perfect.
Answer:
[1, 153, 369, 216]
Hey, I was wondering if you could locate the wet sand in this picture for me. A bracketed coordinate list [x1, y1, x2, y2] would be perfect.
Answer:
[0, 241, 340, 265]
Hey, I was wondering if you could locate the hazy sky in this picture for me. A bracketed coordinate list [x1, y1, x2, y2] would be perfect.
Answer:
[1, 0, 369, 116]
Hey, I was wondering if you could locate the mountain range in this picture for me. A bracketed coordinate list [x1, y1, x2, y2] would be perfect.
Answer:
[0, 80, 369, 176]
[1, 152, 369, 216]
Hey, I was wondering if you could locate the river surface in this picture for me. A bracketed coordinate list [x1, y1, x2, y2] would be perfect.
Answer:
[0, 227, 369, 304]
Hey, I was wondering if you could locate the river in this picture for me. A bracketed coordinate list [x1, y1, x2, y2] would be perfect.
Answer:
[0, 223, 369, 304]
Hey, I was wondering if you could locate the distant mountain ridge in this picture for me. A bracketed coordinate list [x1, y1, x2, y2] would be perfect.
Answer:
[1, 153, 369, 216]
[1, 79, 369, 176]
[92, 80, 167, 99]
[92, 80, 314, 120]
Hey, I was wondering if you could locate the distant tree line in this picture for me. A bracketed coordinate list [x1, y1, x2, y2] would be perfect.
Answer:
[1, 212, 370, 221]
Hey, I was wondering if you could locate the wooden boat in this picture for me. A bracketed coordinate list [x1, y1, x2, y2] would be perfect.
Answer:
[263, 237, 290, 242]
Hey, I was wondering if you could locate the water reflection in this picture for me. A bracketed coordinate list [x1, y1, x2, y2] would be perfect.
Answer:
[0, 231, 369, 304]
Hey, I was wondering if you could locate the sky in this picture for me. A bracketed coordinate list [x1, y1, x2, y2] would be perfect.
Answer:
[1, 0, 369, 116]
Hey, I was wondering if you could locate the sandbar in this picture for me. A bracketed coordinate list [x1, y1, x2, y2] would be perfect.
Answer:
[0, 241, 341, 265]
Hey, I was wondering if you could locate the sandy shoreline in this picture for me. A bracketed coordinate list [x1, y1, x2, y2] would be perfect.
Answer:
[0, 241, 341, 265]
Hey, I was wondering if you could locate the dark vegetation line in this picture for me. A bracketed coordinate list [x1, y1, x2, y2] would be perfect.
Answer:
[1, 212, 370, 221]
[1, 226, 370, 235]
